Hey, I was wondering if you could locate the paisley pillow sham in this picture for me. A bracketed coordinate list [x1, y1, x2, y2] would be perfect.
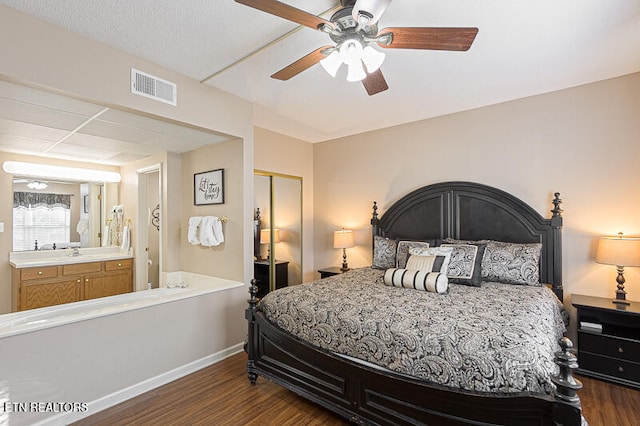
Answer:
[440, 243, 486, 287]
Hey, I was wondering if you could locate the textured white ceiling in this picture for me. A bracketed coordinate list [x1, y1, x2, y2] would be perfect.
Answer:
[1, 0, 639, 155]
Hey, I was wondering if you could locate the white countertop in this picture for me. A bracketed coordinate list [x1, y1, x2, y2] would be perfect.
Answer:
[9, 247, 133, 268]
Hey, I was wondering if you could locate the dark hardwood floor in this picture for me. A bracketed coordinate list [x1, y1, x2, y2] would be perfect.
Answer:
[73, 352, 639, 426]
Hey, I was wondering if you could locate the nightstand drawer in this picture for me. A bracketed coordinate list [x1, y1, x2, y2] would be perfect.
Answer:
[579, 332, 640, 362]
[579, 352, 640, 382]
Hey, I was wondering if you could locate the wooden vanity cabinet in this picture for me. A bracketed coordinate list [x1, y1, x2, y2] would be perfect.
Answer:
[12, 258, 133, 311]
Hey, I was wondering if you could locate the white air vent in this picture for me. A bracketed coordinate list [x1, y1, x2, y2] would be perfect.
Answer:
[131, 68, 177, 106]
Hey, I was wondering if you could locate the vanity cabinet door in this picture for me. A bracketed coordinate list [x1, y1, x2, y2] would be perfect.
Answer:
[20, 276, 82, 310]
[84, 265, 133, 300]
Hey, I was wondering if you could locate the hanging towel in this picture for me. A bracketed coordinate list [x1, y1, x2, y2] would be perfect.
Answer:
[199, 216, 216, 247]
[76, 219, 89, 235]
[188, 216, 203, 245]
[102, 225, 110, 247]
[121, 225, 130, 252]
[212, 216, 225, 246]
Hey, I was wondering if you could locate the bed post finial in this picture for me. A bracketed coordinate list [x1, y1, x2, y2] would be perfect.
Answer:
[371, 201, 380, 242]
[551, 193, 563, 218]
[248, 278, 258, 311]
[551, 337, 582, 408]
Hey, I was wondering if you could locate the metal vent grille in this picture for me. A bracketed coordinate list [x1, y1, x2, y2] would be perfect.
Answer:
[130, 68, 177, 106]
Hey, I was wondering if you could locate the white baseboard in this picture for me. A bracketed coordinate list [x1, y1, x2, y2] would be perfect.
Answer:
[36, 343, 245, 426]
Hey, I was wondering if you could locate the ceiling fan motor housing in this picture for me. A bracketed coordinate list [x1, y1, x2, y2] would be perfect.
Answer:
[328, 6, 378, 45]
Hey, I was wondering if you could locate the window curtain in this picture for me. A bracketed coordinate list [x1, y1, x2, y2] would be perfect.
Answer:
[13, 192, 71, 209]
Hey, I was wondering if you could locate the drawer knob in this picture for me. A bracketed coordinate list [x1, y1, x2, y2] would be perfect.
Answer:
[118, 263, 122, 267]
[77, 279, 81, 283]
[38, 271, 43, 275]
[618, 366, 624, 373]
[85, 278, 89, 282]
[618, 347, 624, 353]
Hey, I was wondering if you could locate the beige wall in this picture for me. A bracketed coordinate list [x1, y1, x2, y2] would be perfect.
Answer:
[313, 72, 640, 325]
[254, 127, 315, 282]
[180, 139, 244, 281]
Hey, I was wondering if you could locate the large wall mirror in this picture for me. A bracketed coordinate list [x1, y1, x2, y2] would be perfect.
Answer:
[11, 178, 118, 252]
[253, 170, 302, 298]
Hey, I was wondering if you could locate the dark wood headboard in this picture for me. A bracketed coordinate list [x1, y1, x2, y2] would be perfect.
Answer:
[371, 181, 564, 300]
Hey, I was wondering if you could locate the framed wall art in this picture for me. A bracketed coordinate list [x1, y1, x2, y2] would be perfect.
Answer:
[194, 168, 224, 205]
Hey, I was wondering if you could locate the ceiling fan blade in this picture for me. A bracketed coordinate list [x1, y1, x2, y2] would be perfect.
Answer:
[362, 69, 389, 96]
[235, 0, 334, 31]
[271, 46, 333, 81]
[378, 27, 479, 51]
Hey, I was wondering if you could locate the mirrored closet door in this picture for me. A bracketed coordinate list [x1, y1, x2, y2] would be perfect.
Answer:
[253, 170, 302, 298]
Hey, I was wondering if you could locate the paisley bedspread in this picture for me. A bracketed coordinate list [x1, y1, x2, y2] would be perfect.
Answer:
[259, 267, 567, 395]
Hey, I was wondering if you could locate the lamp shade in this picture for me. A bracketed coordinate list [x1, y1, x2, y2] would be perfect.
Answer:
[596, 235, 640, 267]
[333, 229, 355, 249]
[260, 228, 280, 244]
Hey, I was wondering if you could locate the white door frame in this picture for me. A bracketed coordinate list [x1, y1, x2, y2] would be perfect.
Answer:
[136, 163, 163, 291]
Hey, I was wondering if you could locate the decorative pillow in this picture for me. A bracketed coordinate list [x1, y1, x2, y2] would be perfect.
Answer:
[372, 236, 397, 269]
[440, 243, 487, 287]
[383, 268, 448, 293]
[405, 254, 446, 273]
[481, 241, 542, 286]
[396, 240, 430, 269]
[408, 246, 453, 275]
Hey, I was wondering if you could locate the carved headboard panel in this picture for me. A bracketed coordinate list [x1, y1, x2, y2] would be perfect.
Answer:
[371, 181, 563, 299]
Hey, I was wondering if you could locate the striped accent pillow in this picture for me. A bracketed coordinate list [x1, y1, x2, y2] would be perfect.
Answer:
[405, 254, 447, 272]
[407, 246, 453, 275]
[383, 268, 449, 293]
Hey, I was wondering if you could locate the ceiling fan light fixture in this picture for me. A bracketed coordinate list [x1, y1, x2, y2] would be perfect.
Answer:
[320, 50, 342, 77]
[27, 181, 48, 190]
[361, 45, 385, 73]
[346, 61, 367, 82]
[339, 39, 364, 65]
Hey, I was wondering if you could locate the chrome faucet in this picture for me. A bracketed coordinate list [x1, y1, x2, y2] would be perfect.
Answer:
[69, 247, 80, 257]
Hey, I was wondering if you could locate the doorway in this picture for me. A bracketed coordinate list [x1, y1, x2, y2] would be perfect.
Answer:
[137, 164, 162, 291]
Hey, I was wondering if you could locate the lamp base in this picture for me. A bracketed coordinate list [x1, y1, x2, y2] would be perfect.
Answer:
[612, 269, 631, 305]
[340, 248, 350, 272]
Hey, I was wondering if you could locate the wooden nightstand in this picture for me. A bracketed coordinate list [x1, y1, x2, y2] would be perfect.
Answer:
[254, 260, 289, 298]
[571, 294, 640, 389]
[317, 267, 346, 279]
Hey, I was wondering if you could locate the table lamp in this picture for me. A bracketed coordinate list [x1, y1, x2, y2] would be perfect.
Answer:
[260, 228, 280, 260]
[334, 228, 355, 271]
[595, 232, 640, 305]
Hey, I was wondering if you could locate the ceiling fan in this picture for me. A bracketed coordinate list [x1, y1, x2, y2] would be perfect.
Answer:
[234, 0, 478, 96]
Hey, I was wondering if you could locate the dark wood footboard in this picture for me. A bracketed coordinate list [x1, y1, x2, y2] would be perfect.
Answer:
[246, 282, 584, 426]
